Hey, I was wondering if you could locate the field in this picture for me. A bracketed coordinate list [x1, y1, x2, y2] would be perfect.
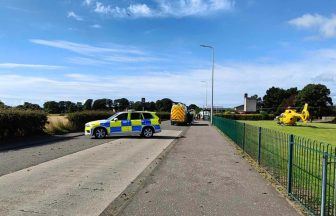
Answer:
[45, 115, 71, 134]
[242, 120, 336, 146]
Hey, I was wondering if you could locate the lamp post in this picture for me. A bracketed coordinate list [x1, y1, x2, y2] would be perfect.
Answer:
[200, 44, 215, 124]
[200, 81, 208, 109]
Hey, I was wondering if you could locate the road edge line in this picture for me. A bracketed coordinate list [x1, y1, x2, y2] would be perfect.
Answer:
[99, 127, 190, 216]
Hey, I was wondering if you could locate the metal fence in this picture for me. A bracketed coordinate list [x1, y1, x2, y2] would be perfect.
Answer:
[213, 116, 336, 216]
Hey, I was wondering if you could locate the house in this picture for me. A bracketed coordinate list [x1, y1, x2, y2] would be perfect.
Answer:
[234, 105, 244, 112]
[234, 93, 257, 113]
[244, 93, 257, 112]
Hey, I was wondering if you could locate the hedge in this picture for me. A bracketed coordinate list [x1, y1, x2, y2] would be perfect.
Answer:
[215, 113, 275, 121]
[331, 117, 336, 123]
[67, 111, 115, 131]
[0, 109, 47, 140]
[156, 112, 170, 120]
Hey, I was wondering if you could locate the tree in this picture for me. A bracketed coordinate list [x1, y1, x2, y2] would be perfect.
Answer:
[66, 102, 78, 113]
[92, 98, 112, 110]
[146, 102, 157, 111]
[188, 104, 201, 113]
[263, 87, 298, 114]
[188, 104, 199, 110]
[0, 100, 5, 109]
[114, 98, 130, 111]
[296, 84, 333, 118]
[130, 101, 143, 111]
[250, 95, 263, 110]
[76, 102, 83, 112]
[83, 99, 93, 110]
[17, 102, 42, 110]
[58, 101, 79, 113]
[156, 98, 173, 112]
[44, 101, 60, 114]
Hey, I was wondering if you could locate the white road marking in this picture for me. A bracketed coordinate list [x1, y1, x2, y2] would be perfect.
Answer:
[0, 130, 182, 216]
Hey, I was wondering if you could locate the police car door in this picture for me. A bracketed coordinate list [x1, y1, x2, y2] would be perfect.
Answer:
[110, 112, 129, 135]
[130, 112, 143, 135]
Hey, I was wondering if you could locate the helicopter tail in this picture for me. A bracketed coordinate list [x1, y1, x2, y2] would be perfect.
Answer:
[301, 103, 310, 123]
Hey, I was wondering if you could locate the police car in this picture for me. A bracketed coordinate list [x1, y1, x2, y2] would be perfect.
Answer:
[85, 111, 162, 139]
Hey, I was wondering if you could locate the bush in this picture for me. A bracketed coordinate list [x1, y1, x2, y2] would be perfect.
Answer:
[331, 117, 336, 124]
[0, 109, 47, 140]
[156, 112, 170, 120]
[215, 113, 275, 121]
[67, 111, 115, 131]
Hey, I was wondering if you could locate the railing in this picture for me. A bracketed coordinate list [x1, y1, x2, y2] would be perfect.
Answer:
[213, 116, 336, 216]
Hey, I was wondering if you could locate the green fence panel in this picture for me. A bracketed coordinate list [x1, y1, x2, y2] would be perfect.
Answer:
[260, 128, 289, 187]
[212, 116, 336, 216]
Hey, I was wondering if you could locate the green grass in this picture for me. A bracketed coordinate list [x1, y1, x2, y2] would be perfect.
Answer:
[242, 120, 336, 146]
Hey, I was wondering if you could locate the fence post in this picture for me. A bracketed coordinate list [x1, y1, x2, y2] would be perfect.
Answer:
[287, 134, 294, 194]
[334, 161, 336, 216]
[320, 152, 328, 216]
[242, 123, 245, 150]
[258, 127, 262, 165]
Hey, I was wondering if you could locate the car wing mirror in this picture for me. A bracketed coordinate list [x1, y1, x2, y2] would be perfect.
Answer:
[113, 118, 118, 121]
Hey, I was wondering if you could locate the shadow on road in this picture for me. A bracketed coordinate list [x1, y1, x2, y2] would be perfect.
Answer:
[0, 134, 84, 152]
[111, 135, 185, 140]
[191, 123, 209, 126]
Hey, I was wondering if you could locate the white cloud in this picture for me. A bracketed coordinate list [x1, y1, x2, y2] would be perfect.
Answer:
[288, 13, 336, 38]
[2, 49, 336, 106]
[30, 39, 144, 55]
[91, 24, 102, 28]
[67, 11, 83, 21]
[88, 0, 234, 18]
[128, 4, 152, 17]
[0, 63, 64, 70]
[30, 39, 161, 64]
[83, 0, 93, 6]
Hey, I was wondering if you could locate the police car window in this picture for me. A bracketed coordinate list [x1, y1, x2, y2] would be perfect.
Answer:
[116, 113, 128, 120]
[142, 113, 153, 119]
[131, 113, 142, 120]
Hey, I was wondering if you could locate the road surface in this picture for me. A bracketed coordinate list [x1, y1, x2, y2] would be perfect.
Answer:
[0, 129, 182, 216]
[0, 121, 183, 176]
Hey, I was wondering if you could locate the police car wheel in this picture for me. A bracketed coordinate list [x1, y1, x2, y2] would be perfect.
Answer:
[94, 128, 107, 139]
[142, 127, 154, 138]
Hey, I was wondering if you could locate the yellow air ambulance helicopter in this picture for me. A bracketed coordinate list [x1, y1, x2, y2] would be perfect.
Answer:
[276, 103, 310, 126]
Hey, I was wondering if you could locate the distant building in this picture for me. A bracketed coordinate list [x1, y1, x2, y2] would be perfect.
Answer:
[244, 93, 257, 112]
[234, 105, 244, 112]
[234, 93, 257, 113]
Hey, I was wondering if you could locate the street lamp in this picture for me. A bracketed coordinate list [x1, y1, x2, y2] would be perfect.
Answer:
[200, 44, 215, 124]
[200, 81, 208, 109]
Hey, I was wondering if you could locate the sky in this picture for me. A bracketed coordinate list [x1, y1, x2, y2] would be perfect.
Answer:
[0, 0, 336, 107]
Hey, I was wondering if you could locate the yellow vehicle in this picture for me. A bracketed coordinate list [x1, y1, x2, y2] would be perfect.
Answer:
[276, 103, 310, 126]
[85, 111, 161, 139]
[170, 103, 187, 125]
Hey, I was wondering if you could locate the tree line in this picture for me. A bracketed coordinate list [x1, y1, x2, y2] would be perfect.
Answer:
[253, 83, 334, 118]
[0, 98, 199, 114]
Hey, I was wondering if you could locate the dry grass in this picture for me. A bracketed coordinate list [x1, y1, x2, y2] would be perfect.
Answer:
[45, 115, 72, 134]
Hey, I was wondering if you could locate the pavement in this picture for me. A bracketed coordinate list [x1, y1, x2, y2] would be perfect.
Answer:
[120, 121, 300, 216]
[0, 129, 182, 216]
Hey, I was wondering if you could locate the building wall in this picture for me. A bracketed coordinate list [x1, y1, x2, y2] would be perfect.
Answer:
[244, 97, 257, 112]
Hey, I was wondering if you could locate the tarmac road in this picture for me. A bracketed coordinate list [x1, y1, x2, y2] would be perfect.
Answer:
[0, 129, 183, 216]
[0, 121, 186, 176]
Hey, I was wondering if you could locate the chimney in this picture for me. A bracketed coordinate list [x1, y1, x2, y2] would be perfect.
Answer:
[244, 93, 248, 98]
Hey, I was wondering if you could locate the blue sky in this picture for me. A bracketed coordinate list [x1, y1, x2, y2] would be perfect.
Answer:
[0, 0, 336, 107]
